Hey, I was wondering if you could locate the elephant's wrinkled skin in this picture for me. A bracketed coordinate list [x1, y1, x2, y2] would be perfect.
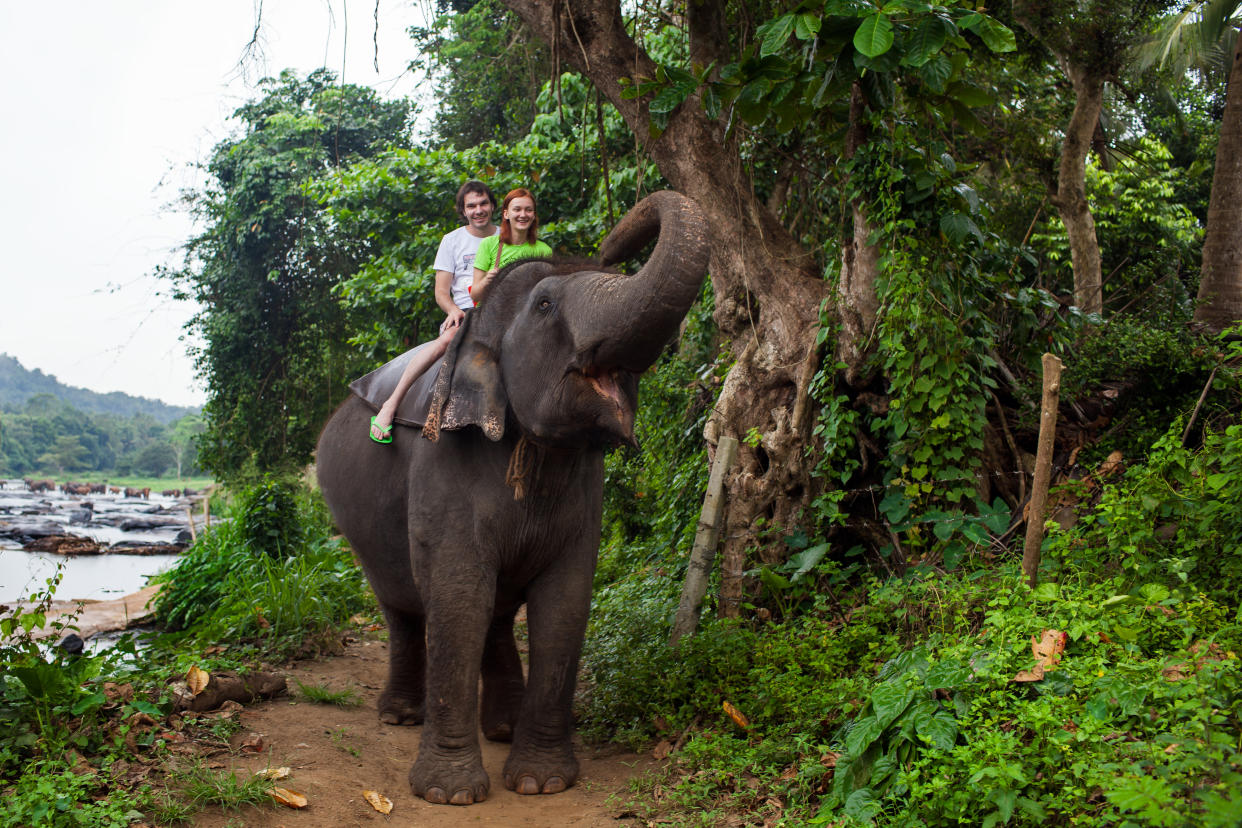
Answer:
[316, 191, 710, 806]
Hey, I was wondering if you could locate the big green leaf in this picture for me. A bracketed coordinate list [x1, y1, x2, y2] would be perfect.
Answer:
[961, 13, 1016, 52]
[760, 14, 798, 57]
[903, 15, 950, 67]
[845, 714, 886, 756]
[917, 708, 959, 751]
[854, 14, 895, 58]
[844, 788, 882, 823]
[871, 681, 915, 728]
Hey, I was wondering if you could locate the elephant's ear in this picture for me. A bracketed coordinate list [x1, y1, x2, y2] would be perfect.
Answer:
[423, 312, 507, 442]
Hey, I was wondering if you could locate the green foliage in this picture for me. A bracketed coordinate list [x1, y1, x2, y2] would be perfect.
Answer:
[1045, 415, 1242, 605]
[151, 479, 371, 660]
[1030, 137, 1203, 312]
[806, 112, 1013, 565]
[591, 390, 1242, 825]
[237, 474, 302, 557]
[0, 393, 201, 478]
[1061, 315, 1216, 461]
[411, 0, 550, 149]
[0, 574, 162, 827]
[626, 0, 1014, 138]
[165, 69, 412, 483]
[0, 760, 150, 827]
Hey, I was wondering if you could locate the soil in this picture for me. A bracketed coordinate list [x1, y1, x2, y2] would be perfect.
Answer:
[185, 635, 659, 828]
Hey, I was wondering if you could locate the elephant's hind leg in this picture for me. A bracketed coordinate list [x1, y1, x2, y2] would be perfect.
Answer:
[480, 609, 525, 742]
[378, 606, 426, 725]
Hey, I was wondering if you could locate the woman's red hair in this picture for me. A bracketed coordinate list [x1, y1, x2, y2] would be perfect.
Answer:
[499, 188, 539, 245]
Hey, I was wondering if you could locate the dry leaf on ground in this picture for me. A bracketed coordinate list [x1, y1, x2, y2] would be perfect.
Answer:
[723, 701, 750, 729]
[1013, 629, 1067, 682]
[254, 767, 290, 781]
[269, 787, 308, 809]
[186, 665, 210, 696]
[363, 790, 393, 814]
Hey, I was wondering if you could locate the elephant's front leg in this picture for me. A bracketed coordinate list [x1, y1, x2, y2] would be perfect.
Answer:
[408, 567, 495, 806]
[503, 560, 593, 795]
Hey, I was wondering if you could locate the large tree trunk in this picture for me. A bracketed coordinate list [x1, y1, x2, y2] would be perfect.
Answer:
[1195, 26, 1242, 332]
[503, 0, 830, 614]
[838, 83, 881, 384]
[1012, 1, 1108, 316]
[1058, 63, 1105, 315]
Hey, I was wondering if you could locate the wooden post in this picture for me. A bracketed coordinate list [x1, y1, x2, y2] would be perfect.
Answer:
[184, 506, 197, 543]
[670, 435, 738, 647]
[1022, 353, 1063, 587]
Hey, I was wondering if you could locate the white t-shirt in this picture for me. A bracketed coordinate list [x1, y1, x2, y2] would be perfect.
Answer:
[434, 225, 499, 310]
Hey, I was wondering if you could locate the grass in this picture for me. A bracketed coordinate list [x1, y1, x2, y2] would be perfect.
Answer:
[296, 680, 363, 707]
[156, 759, 277, 821]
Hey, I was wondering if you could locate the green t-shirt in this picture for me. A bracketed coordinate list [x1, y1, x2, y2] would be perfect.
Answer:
[474, 235, 553, 272]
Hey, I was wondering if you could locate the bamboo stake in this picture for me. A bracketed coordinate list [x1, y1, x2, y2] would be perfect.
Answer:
[1022, 353, 1063, 587]
[670, 435, 738, 647]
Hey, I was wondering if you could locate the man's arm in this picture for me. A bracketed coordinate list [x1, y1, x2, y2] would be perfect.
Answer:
[434, 270, 465, 326]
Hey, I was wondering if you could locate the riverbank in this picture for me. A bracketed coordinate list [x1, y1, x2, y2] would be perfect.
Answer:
[20, 584, 162, 640]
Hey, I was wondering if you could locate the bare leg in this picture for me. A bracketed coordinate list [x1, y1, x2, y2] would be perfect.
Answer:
[370, 325, 456, 440]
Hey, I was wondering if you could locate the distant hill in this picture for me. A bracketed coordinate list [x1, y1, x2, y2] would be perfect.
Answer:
[0, 353, 199, 424]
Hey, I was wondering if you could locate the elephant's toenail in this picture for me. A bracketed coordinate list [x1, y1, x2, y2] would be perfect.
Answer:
[517, 775, 540, 795]
[543, 776, 567, 794]
[424, 787, 448, 804]
[450, 789, 474, 805]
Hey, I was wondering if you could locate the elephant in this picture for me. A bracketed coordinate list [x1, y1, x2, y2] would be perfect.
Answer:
[315, 190, 710, 806]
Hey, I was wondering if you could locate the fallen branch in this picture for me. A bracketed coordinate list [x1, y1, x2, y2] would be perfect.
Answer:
[172, 671, 287, 713]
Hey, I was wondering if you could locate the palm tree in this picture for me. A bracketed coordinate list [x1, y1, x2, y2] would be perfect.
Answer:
[1141, 0, 1242, 332]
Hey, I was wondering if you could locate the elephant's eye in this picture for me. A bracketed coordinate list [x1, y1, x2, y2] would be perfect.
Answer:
[537, 297, 553, 311]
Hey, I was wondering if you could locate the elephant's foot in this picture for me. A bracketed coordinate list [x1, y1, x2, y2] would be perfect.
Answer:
[377, 690, 424, 725]
[502, 745, 579, 796]
[409, 754, 489, 805]
[480, 679, 523, 743]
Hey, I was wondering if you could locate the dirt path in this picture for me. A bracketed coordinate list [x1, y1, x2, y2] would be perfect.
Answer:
[188, 636, 658, 827]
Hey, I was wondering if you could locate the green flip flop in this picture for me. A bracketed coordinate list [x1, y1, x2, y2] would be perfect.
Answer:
[369, 416, 393, 444]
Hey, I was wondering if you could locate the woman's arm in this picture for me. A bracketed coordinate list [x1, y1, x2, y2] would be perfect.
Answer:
[470, 265, 498, 305]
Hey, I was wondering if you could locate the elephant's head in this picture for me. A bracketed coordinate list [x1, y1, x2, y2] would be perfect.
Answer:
[424, 190, 710, 449]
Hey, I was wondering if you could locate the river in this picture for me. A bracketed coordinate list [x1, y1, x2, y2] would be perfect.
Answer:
[0, 480, 198, 604]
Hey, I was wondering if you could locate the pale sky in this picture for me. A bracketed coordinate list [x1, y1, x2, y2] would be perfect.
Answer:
[0, 1, 429, 407]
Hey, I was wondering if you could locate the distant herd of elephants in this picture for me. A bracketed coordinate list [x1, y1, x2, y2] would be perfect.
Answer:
[15, 478, 202, 500]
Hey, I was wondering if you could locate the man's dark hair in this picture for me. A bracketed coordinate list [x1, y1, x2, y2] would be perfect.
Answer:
[455, 180, 496, 222]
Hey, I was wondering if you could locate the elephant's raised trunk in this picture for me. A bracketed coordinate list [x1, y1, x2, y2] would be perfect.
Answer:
[585, 191, 711, 371]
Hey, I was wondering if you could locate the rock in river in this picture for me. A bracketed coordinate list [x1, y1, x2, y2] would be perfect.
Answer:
[24, 534, 103, 556]
[0, 519, 65, 545]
